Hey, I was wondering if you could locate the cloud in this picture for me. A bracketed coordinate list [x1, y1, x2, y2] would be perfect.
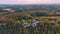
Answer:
[0, 0, 60, 4]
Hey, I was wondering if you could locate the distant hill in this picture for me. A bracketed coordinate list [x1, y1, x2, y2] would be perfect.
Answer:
[0, 4, 60, 12]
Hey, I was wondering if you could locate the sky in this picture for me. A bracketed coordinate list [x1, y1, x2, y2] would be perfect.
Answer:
[0, 0, 60, 4]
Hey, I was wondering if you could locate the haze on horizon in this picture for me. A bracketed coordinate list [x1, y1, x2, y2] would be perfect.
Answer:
[0, 0, 60, 4]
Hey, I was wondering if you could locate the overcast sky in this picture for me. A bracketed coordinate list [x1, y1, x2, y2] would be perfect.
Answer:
[0, 0, 60, 4]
